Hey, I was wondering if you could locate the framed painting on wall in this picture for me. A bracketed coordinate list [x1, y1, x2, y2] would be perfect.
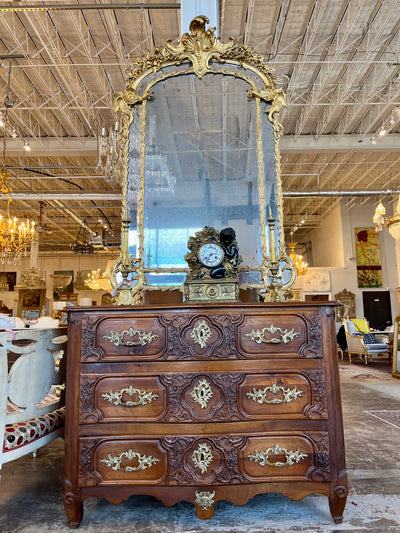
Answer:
[354, 227, 382, 288]
[0, 272, 16, 291]
[52, 270, 74, 300]
[17, 288, 46, 317]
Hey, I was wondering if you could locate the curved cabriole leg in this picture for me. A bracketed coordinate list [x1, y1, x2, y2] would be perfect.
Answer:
[63, 486, 84, 529]
[329, 485, 347, 524]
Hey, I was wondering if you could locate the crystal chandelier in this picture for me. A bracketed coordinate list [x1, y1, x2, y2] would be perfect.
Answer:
[373, 195, 400, 239]
[0, 62, 35, 264]
[0, 173, 35, 264]
[97, 122, 124, 183]
[85, 267, 112, 291]
[288, 239, 308, 276]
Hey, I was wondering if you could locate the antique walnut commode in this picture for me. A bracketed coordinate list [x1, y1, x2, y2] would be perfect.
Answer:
[63, 17, 347, 527]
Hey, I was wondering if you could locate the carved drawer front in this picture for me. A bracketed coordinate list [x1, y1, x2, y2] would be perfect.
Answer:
[238, 313, 321, 358]
[79, 438, 168, 487]
[238, 372, 327, 419]
[239, 434, 322, 481]
[80, 376, 167, 423]
[85, 316, 166, 361]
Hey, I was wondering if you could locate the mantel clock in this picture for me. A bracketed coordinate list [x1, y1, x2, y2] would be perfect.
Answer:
[184, 226, 241, 302]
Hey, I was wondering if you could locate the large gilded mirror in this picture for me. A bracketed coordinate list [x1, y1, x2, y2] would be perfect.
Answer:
[109, 16, 296, 305]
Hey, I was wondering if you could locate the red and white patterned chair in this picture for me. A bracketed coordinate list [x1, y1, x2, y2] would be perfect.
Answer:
[0, 326, 67, 477]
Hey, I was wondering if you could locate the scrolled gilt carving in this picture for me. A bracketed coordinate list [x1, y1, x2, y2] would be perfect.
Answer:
[125, 15, 275, 86]
[103, 327, 159, 347]
[100, 449, 160, 472]
[191, 442, 214, 474]
[190, 319, 212, 349]
[244, 325, 300, 344]
[190, 377, 213, 409]
[246, 384, 303, 404]
[248, 444, 308, 467]
[101, 386, 159, 407]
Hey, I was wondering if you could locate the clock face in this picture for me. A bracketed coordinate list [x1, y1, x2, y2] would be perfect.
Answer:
[198, 243, 224, 267]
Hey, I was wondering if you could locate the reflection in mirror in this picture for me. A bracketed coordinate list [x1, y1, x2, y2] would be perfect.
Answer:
[137, 73, 276, 287]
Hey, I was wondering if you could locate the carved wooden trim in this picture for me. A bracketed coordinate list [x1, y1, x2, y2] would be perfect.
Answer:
[160, 373, 243, 421]
[159, 313, 194, 359]
[162, 435, 247, 484]
[160, 313, 244, 360]
[81, 315, 105, 361]
[304, 432, 330, 481]
[298, 311, 323, 358]
[302, 370, 328, 419]
[78, 440, 102, 487]
[80, 375, 102, 423]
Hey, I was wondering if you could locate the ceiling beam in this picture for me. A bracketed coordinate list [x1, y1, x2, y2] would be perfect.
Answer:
[10, 190, 399, 202]
[4, 133, 399, 156]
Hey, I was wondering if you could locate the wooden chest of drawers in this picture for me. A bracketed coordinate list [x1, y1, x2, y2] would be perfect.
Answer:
[63, 302, 347, 528]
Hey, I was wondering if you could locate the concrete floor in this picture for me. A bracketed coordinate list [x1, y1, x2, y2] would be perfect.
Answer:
[1, 361, 400, 533]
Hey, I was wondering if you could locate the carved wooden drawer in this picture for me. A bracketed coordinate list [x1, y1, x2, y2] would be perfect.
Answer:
[78, 432, 329, 488]
[239, 433, 327, 481]
[238, 312, 322, 358]
[79, 370, 327, 424]
[82, 315, 167, 362]
[78, 438, 168, 487]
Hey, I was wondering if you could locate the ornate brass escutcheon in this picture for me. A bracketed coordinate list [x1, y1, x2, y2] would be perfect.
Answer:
[101, 386, 159, 406]
[246, 383, 303, 404]
[190, 378, 213, 409]
[248, 444, 307, 467]
[191, 442, 214, 474]
[190, 319, 212, 348]
[244, 324, 300, 344]
[195, 490, 215, 510]
[100, 449, 160, 472]
[103, 327, 159, 347]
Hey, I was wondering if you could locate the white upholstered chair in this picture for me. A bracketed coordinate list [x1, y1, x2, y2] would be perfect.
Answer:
[343, 319, 389, 365]
[0, 327, 67, 478]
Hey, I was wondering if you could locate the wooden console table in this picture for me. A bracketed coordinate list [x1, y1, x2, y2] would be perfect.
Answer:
[63, 302, 347, 527]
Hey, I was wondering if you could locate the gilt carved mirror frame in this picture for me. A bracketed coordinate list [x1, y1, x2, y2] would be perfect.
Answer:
[109, 16, 296, 305]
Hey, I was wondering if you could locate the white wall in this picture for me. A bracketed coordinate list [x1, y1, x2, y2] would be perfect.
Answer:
[296, 198, 399, 323]
[309, 203, 344, 268]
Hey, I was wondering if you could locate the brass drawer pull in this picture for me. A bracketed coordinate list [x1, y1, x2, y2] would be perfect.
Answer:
[248, 444, 307, 467]
[100, 449, 160, 472]
[101, 386, 159, 407]
[244, 325, 300, 344]
[103, 328, 159, 347]
[246, 384, 303, 404]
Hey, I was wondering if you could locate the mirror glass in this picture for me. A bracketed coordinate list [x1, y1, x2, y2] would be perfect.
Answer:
[127, 70, 277, 288]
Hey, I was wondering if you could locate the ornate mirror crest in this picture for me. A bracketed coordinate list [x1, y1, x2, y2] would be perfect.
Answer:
[109, 16, 296, 305]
